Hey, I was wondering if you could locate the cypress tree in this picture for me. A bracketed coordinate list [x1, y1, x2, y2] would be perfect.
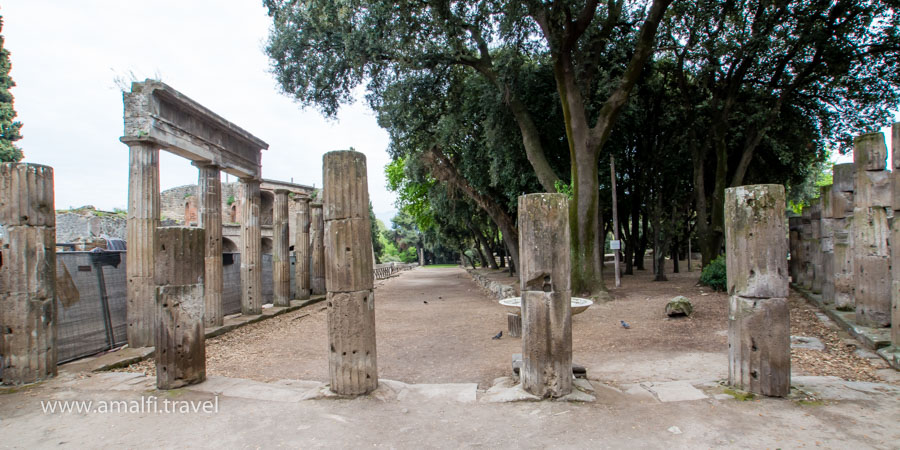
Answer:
[0, 15, 23, 162]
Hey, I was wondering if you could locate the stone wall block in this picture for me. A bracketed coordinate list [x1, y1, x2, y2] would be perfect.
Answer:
[855, 255, 891, 327]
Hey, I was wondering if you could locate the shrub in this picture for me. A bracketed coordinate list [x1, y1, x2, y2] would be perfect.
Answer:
[699, 254, 727, 292]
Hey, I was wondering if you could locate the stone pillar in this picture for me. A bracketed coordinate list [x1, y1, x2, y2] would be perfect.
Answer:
[853, 132, 891, 327]
[798, 210, 812, 289]
[323, 150, 378, 395]
[310, 202, 325, 296]
[240, 178, 262, 315]
[788, 217, 801, 284]
[892, 122, 900, 345]
[196, 163, 223, 328]
[294, 196, 311, 300]
[155, 227, 206, 389]
[0, 163, 57, 385]
[808, 204, 823, 294]
[125, 141, 160, 347]
[820, 185, 835, 303]
[518, 193, 572, 398]
[725, 184, 790, 397]
[831, 163, 856, 311]
[273, 189, 291, 307]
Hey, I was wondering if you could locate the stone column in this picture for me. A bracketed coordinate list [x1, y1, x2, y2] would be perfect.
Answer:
[808, 204, 823, 294]
[273, 189, 291, 307]
[832, 163, 856, 311]
[853, 132, 891, 327]
[240, 178, 262, 315]
[798, 209, 813, 290]
[0, 163, 57, 385]
[155, 227, 206, 389]
[294, 196, 311, 300]
[310, 202, 326, 296]
[725, 184, 790, 397]
[892, 122, 900, 346]
[518, 193, 573, 398]
[323, 150, 378, 395]
[820, 185, 835, 303]
[788, 217, 801, 284]
[196, 163, 223, 327]
[125, 141, 160, 347]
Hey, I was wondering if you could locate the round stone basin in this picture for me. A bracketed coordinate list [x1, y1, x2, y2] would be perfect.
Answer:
[499, 297, 593, 315]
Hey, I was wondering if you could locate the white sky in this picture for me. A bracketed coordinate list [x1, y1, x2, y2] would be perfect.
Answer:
[2, 1, 398, 224]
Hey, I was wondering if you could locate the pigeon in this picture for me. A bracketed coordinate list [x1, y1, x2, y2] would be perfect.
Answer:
[492, 331, 503, 340]
[423, 301, 428, 304]
[620, 320, 631, 329]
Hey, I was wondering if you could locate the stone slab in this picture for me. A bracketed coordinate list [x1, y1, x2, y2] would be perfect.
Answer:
[791, 336, 825, 351]
[792, 285, 892, 351]
[642, 381, 708, 402]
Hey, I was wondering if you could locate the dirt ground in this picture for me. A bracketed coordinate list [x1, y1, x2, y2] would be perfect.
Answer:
[119, 261, 890, 388]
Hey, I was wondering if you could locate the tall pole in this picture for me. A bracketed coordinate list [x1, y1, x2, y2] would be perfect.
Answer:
[610, 154, 621, 288]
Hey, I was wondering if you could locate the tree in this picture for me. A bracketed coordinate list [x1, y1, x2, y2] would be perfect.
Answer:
[0, 16, 23, 162]
[264, 0, 674, 297]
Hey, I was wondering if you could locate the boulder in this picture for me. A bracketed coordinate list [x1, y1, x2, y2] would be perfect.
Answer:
[666, 296, 693, 317]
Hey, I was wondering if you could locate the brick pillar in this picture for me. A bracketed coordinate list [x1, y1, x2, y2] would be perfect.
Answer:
[196, 163, 223, 327]
[0, 163, 57, 385]
[240, 178, 262, 315]
[125, 141, 159, 347]
[273, 189, 291, 306]
[725, 184, 790, 397]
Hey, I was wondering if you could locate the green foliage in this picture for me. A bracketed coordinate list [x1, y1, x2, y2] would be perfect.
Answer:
[699, 255, 727, 292]
[226, 195, 235, 206]
[0, 16, 23, 162]
[369, 202, 384, 262]
[554, 180, 573, 200]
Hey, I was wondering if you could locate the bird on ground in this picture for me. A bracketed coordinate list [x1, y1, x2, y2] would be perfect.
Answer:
[620, 320, 631, 329]
[423, 301, 428, 304]
[492, 331, 503, 340]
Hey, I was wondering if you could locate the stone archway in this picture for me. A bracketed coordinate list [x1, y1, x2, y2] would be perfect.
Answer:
[222, 237, 239, 253]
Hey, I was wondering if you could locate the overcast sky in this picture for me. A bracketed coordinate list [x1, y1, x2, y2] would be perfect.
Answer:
[3, 1, 398, 224]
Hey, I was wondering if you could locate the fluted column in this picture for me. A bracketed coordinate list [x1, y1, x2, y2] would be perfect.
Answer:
[125, 141, 160, 347]
[0, 163, 57, 385]
[310, 202, 326, 295]
[294, 196, 311, 300]
[240, 178, 262, 315]
[196, 163, 223, 327]
[273, 189, 291, 306]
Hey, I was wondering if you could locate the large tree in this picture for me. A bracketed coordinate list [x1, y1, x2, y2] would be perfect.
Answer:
[0, 16, 23, 163]
[265, 0, 673, 297]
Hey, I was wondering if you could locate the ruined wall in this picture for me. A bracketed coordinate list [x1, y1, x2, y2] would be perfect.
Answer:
[56, 212, 127, 242]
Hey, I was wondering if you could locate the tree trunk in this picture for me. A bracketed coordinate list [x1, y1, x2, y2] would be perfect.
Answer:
[570, 148, 605, 297]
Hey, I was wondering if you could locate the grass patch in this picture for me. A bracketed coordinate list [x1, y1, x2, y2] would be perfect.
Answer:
[723, 387, 755, 401]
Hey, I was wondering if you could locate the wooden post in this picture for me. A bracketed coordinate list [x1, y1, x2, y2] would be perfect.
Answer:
[725, 184, 790, 397]
[240, 178, 262, 315]
[196, 163, 223, 327]
[155, 227, 206, 389]
[518, 193, 572, 398]
[832, 163, 856, 311]
[310, 202, 325, 296]
[294, 196, 311, 300]
[273, 189, 291, 306]
[323, 150, 378, 395]
[0, 163, 57, 385]
[853, 132, 891, 327]
[124, 141, 159, 347]
[610, 154, 621, 288]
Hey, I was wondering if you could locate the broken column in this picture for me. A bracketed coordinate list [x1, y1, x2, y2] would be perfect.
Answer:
[725, 184, 790, 397]
[852, 132, 891, 327]
[273, 189, 291, 307]
[0, 163, 57, 385]
[323, 150, 378, 395]
[310, 202, 325, 296]
[240, 178, 262, 315]
[892, 122, 900, 346]
[832, 163, 856, 311]
[518, 193, 572, 398]
[124, 140, 160, 347]
[155, 227, 206, 389]
[820, 185, 835, 303]
[196, 163, 223, 327]
[294, 196, 311, 300]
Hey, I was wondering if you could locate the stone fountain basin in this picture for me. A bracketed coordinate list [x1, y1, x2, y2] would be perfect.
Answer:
[499, 296, 593, 316]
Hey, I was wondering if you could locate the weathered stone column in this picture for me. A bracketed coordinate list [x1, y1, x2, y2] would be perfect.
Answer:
[892, 122, 900, 346]
[310, 202, 326, 296]
[798, 209, 813, 290]
[820, 185, 835, 303]
[831, 163, 856, 311]
[273, 189, 291, 307]
[323, 150, 378, 395]
[240, 178, 262, 315]
[294, 196, 311, 300]
[788, 216, 801, 284]
[0, 163, 57, 385]
[196, 163, 223, 328]
[125, 141, 160, 347]
[725, 184, 790, 397]
[518, 193, 572, 398]
[155, 227, 206, 389]
[808, 203, 823, 294]
[853, 132, 891, 327]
